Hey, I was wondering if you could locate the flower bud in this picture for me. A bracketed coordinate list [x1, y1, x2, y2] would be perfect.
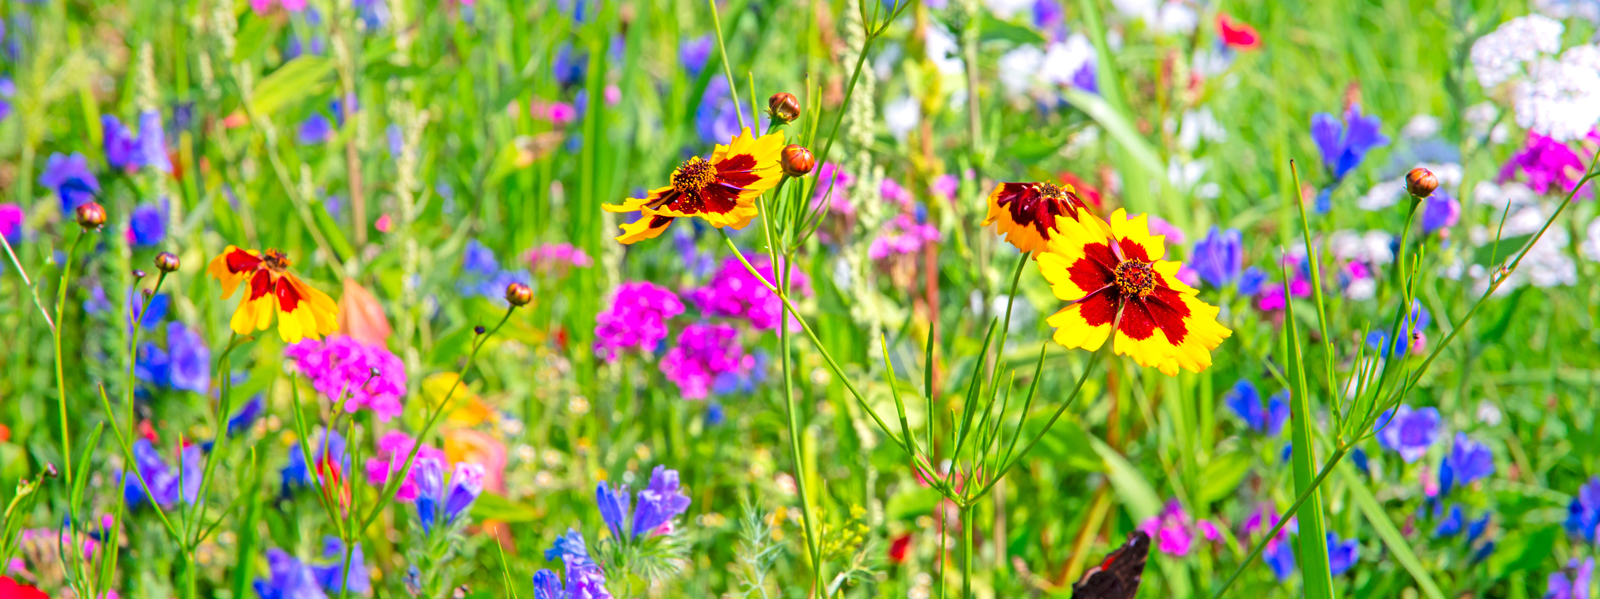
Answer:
[1405, 167, 1437, 199]
[132, 269, 148, 280]
[781, 145, 815, 177]
[75, 202, 107, 230]
[768, 93, 801, 124]
[505, 282, 533, 307]
[155, 252, 181, 273]
[474, 325, 486, 335]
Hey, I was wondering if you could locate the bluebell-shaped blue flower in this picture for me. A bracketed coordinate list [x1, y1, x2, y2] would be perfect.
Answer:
[1470, 540, 1495, 564]
[1311, 105, 1388, 181]
[536, 529, 613, 599]
[167, 322, 212, 394]
[103, 115, 140, 170]
[1467, 512, 1491, 544]
[1433, 503, 1464, 538]
[1326, 532, 1359, 576]
[1223, 379, 1289, 436]
[413, 457, 444, 532]
[1367, 302, 1429, 358]
[553, 43, 587, 88]
[1071, 62, 1098, 95]
[704, 402, 726, 426]
[282, 429, 348, 497]
[253, 549, 324, 599]
[679, 35, 713, 77]
[129, 202, 166, 247]
[1236, 266, 1268, 295]
[1191, 227, 1243, 289]
[136, 110, 172, 172]
[136, 342, 171, 388]
[595, 481, 631, 540]
[1374, 405, 1439, 463]
[122, 438, 180, 509]
[1350, 447, 1370, 475]
[227, 396, 264, 437]
[39, 152, 100, 214]
[443, 462, 485, 525]
[1439, 432, 1494, 495]
[696, 78, 742, 146]
[631, 465, 692, 538]
[298, 113, 333, 145]
[310, 536, 369, 595]
[1546, 557, 1595, 599]
[1264, 538, 1296, 582]
[1566, 476, 1600, 544]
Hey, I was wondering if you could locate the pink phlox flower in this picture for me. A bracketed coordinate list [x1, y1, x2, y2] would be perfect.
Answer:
[285, 336, 407, 421]
[364, 430, 447, 503]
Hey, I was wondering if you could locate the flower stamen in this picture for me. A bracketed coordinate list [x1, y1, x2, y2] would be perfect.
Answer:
[1114, 260, 1157, 297]
[670, 157, 718, 195]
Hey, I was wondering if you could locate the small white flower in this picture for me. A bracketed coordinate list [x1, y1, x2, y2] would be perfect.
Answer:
[983, 0, 1034, 19]
[1471, 180, 1538, 211]
[1345, 278, 1376, 300]
[925, 26, 964, 75]
[1533, 0, 1600, 24]
[1402, 114, 1442, 139]
[1358, 178, 1408, 211]
[1177, 107, 1227, 152]
[883, 96, 921, 142]
[998, 45, 1046, 96]
[1476, 400, 1504, 426]
[1040, 35, 1096, 86]
[1470, 14, 1564, 88]
[1582, 216, 1600, 261]
[1362, 230, 1395, 265]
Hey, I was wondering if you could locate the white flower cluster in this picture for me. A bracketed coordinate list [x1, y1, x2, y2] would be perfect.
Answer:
[996, 34, 1095, 97]
[1110, 0, 1197, 34]
[1328, 230, 1396, 265]
[1513, 45, 1600, 141]
[1533, 0, 1600, 24]
[1470, 15, 1564, 88]
[1451, 204, 1577, 293]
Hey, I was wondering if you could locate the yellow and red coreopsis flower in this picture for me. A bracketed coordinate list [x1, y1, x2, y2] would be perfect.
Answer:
[1037, 209, 1231, 375]
[982, 181, 1103, 254]
[207, 246, 338, 343]
[602, 128, 784, 244]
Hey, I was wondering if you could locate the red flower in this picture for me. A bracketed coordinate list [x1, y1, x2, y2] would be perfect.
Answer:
[1217, 14, 1261, 50]
[0, 576, 49, 599]
[889, 534, 913, 564]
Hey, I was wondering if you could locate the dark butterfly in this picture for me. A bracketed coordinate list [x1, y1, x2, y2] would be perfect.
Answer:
[1072, 531, 1151, 599]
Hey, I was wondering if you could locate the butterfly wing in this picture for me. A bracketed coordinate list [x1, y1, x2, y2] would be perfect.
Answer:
[1071, 531, 1152, 599]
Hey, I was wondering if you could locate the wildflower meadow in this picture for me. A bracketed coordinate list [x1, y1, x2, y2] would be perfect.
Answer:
[4, 0, 1600, 597]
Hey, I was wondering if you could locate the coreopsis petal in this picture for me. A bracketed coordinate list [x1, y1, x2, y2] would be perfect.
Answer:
[208, 246, 263, 299]
[602, 128, 783, 244]
[983, 181, 1099, 254]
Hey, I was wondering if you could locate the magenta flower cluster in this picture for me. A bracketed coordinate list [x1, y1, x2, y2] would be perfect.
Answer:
[285, 336, 407, 421]
[659, 323, 751, 400]
[869, 214, 941, 260]
[685, 256, 810, 332]
[594, 281, 685, 362]
[525, 242, 594, 276]
[364, 430, 448, 503]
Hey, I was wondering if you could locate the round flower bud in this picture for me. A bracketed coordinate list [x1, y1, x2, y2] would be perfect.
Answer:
[474, 325, 486, 335]
[1405, 167, 1438, 199]
[75, 202, 107, 230]
[768, 93, 801, 124]
[155, 252, 181, 273]
[781, 145, 815, 177]
[505, 282, 533, 307]
[132, 269, 148, 280]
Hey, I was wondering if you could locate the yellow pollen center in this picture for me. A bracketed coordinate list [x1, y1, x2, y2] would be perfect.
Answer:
[1038, 182, 1069, 202]
[1113, 260, 1157, 297]
[671, 157, 718, 194]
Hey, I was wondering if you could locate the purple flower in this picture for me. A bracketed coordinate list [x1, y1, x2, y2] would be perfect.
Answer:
[868, 214, 940, 260]
[1439, 433, 1495, 495]
[679, 35, 714, 76]
[352, 0, 388, 28]
[414, 457, 444, 533]
[103, 115, 140, 170]
[1033, 0, 1065, 38]
[0, 77, 12, 122]
[309, 536, 369, 595]
[631, 465, 691, 538]
[1421, 190, 1460, 234]
[363, 431, 446, 503]
[553, 43, 587, 88]
[443, 462, 485, 524]
[595, 481, 630, 540]
[545, 529, 592, 565]
[696, 78, 742, 146]
[685, 255, 810, 332]
[1567, 476, 1600, 543]
[1191, 227, 1244, 289]
[593, 281, 685, 362]
[167, 322, 212, 394]
[1071, 62, 1098, 95]
[136, 110, 172, 172]
[131, 291, 170, 330]
[1311, 105, 1388, 181]
[1467, 512, 1491, 544]
[81, 284, 112, 315]
[1366, 302, 1430, 358]
[811, 162, 856, 217]
[1327, 532, 1359, 575]
[1546, 558, 1595, 599]
[0, 203, 20, 244]
[1500, 133, 1593, 200]
[1236, 266, 1268, 295]
[127, 202, 167, 247]
[1263, 538, 1296, 581]
[660, 322, 749, 400]
[297, 113, 333, 145]
[39, 152, 100, 214]
[1138, 500, 1204, 556]
[457, 239, 530, 301]
[253, 549, 324, 599]
[1374, 405, 1440, 463]
[284, 336, 407, 421]
[227, 396, 264, 437]
[1222, 379, 1289, 436]
[120, 439, 192, 509]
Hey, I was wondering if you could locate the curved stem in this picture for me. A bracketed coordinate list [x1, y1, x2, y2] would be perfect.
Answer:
[55, 230, 86, 482]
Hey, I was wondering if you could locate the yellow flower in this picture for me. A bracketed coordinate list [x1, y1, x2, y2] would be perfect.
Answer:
[1037, 209, 1231, 375]
[982, 181, 1102, 255]
[207, 246, 338, 343]
[602, 128, 785, 244]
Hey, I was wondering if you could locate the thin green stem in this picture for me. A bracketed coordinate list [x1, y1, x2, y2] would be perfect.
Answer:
[1288, 161, 1342, 429]
[0, 234, 57, 333]
[1211, 446, 1350, 599]
[968, 340, 1109, 501]
[55, 230, 86, 483]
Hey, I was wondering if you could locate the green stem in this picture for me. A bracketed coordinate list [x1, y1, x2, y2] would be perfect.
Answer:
[1211, 446, 1349, 599]
[55, 230, 86, 483]
[961, 504, 974, 599]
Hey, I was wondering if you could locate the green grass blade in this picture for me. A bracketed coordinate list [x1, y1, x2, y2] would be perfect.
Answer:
[1335, 460, 1448, 599]
[1282, 261, 1335, 599]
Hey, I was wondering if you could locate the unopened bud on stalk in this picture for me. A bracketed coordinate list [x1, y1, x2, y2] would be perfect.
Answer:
[75, 202, 107, 230]
[1405, 167, 1437, 199]
[505, 282, 533, 307]
[155, 252, 180, 273]
[133, 269, 148, 280]
[768, 93, 800, 124]
[474, 325, 486, 335]
[781, 145, 815, 177]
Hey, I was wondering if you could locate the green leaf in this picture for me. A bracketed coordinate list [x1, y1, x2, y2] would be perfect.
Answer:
[470, 493, 543, 523]
[1089, 436, 1160, 520]
[1488, 525, 1558, 580]
[1469, 233, 1532, 267]
[1021, 417, 1104, 473]
[1006, 131, 1066, 165]
[1336, 460, 1448, 599]
[249, 57, 335, 117]
[978, 12, 1046, 45]
[1198, 450, 1254, 504]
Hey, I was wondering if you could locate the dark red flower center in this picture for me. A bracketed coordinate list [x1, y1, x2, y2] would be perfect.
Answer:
[1114, 260, 1157, 297]
[671, 157, 718, 194]
[263, 248, 292, 271]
